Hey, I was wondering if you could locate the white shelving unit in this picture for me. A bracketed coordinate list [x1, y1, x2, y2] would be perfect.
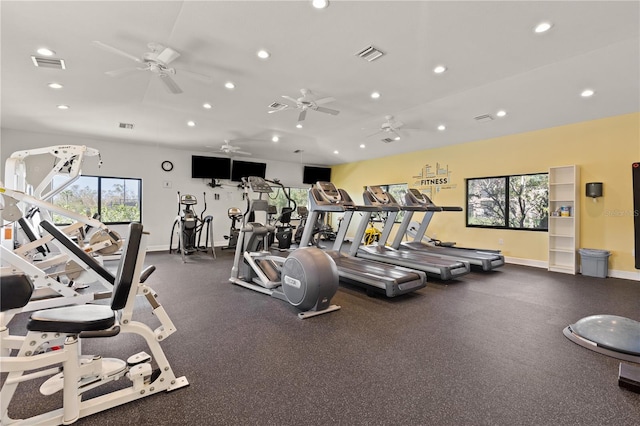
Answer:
[548, 165, 580, 274]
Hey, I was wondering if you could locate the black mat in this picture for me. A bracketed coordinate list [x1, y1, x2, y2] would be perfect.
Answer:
[4, 249, 640, 425]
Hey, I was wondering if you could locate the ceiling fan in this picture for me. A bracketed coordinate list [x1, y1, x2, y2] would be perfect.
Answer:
[216, 140, 252, 156]
[93, 41, 212, 94]
[269, 89, 340, 124]
[368, 115, 420, 142]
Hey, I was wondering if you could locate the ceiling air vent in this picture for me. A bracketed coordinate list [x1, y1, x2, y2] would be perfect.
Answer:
[474, 114, 494, 123]
[31, 56, 66, 69]
[269, 101, 288, 110]
[355, 45, 385, 62]
[381, 137, 396, 144]
[119, 123, 135, 130]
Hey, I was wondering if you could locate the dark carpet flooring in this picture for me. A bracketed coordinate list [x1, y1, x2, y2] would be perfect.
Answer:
[4, 247, 640, 425]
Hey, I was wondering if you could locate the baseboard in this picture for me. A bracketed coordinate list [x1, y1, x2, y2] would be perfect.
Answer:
[504, 257, 548, 269]
[147, 241, 227, 253]
[609, 269, 640, 281]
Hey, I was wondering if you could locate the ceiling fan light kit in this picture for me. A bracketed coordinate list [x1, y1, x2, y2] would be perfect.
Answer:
[94, 40, 212, 94]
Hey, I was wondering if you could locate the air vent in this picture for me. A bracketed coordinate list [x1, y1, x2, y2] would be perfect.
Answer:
[119, 123, 135, 130]
[381, 137, 395, 144]
[474, 114, 494, 123]
[355, 45, 385, 62]
[31, 56, 66, 69]
[269, 101, 288, 110]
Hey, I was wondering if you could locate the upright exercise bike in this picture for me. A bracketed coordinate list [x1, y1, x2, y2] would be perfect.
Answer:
[229, 176, 340, 319]
[169, 192, 215, 262]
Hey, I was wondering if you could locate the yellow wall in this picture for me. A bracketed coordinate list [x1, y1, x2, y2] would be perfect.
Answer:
[332, 112, 640, 274]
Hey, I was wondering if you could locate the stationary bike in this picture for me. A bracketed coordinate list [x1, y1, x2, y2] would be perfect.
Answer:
[169, 192, 215, 262]
[229, 177, 340, 319]
[222, 207, 243, 250]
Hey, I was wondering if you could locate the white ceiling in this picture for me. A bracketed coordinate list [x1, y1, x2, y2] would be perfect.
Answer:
[2, 1, 639, 166]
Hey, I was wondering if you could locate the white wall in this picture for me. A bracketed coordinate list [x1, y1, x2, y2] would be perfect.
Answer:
[1, 128, 308, 250]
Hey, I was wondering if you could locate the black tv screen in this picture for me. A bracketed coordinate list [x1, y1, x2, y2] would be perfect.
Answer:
[231, 160, 267, 182]
[303, 166, 331, 184]
[192, 155, 231, 179]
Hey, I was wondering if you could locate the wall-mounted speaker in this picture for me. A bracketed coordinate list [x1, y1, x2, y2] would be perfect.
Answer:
[586, 182, 603, 198]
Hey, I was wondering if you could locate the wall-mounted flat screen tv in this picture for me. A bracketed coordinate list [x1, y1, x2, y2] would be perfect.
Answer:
[303, 166, 331, 184]
[231, 160, 267, 182]
[192, 155, 232, 179]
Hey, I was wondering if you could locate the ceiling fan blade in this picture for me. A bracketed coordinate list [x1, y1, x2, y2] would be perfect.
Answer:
[298, 109, 307, 123]
[156, 47, 181, 65]
[367, 129, 384, 137]
[158, 74, 183, 94]
[282, 95, 299, 104]
[105, 67, 142, 78]
[174, 68, 213, 84]
[93, 41, 142, 63]
[235, 151, 252, 156]
[315, 106, 340, 115]
[314, 96, 336, 105]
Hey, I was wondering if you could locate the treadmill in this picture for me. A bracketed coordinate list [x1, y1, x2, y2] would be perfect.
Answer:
[402, 188, 505, 271]
[351, 186, 470, 281]
[298, 182, 426, 297]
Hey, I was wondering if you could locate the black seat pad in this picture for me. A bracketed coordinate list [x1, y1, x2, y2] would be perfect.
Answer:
[27, 305, 115, 333]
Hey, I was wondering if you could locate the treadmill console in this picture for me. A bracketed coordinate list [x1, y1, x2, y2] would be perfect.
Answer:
[247, 176, 272, 193]
[367, 186, 390, 204]
[408, 188, 428, 204]
[316, 181, 342, 203]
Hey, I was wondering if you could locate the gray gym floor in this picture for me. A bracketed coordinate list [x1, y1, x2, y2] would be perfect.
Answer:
[4, 248, 640, 425]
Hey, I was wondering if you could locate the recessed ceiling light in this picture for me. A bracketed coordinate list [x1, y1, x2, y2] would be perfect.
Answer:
[257, 49, 270, 59]
[496, 110, 507, 117]
[534, 22, 553, 33]
[56, 104, 69, 110]
[272, 136, 279, 142]
[202, 103, 212, 109]
[433, 65, 447, 74]
[370, 92, 381, 99]
[48, 82, 63, 89]
[224, 82, 235, 89]
[359, 144, 366, 148]
[312, 0, 329, 9]
[333, 150, 339, 154]
[394, 136, 401, 141]
[296, 123, 303, 129]
[187, 120, 196, 127]
[37, 47, 55, 56]
[437, 124, 446, 131]
[581, 89, 595, 97]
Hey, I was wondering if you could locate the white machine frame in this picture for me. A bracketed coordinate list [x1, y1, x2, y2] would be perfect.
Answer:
[0, 224, 188, 425]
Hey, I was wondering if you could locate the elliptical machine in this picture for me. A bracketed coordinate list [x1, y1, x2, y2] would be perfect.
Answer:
[229, 177, 340, 319]
[169, 192, 215, 262]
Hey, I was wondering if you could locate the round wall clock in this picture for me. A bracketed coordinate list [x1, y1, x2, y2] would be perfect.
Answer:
[161, 160, 174, 172]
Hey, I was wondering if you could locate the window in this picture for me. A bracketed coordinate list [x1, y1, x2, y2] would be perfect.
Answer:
[466, 173, 548, 230]
[267, 186, 308, 219]
[51, 175, 142, 225]
[369, 183, 408, 223]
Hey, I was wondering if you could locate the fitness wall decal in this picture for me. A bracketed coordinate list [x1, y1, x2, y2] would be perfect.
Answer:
[412, 162, 457, 198]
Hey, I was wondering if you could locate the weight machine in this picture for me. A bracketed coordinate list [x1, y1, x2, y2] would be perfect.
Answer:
[169, 192, 215, 262]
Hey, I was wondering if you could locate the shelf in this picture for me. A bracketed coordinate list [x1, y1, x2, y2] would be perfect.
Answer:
[548, 165, 579, 274]
[549, 264, 575, 273]
[549, 248, 575, 253]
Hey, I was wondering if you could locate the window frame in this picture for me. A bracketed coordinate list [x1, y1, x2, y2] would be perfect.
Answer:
[465, 172, 548, 231]
[51, 174, 142, 225]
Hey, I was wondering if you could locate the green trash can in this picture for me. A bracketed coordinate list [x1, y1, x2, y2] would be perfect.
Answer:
[579, 249, 611, 278]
